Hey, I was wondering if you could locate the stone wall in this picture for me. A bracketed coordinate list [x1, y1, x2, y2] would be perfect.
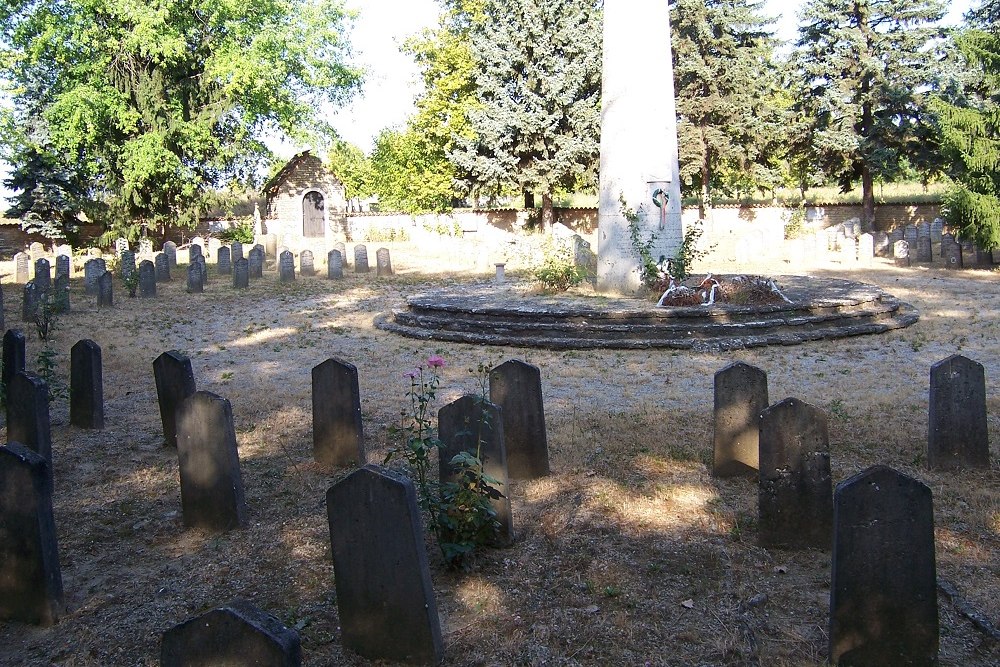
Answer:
[263, 153, 348, 249]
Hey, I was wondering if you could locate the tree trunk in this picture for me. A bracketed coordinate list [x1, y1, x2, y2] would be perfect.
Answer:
[862, 165, 876, 231]
[541, 193, 554, 232]
[700, 126, 711, 221]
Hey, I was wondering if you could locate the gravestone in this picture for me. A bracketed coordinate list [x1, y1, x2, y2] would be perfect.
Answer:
[22, 281, 40, 322]
[311, 358, 366, 466]
[829, 466, 938, 665]
[916, 235, 932, 263]
[176, 391, 246, 531]
[0, 443, 64, 626]
[138, 260, 156, 298]
[327, 250, 344, 279]
[834, 230, 846, 252]
[33, 258, 51, 292]
[326, 466, 443, 664]
[253, 243, 265, 259]
[942, 235, 962, 269]
[28, 242, 44, 263]
[713, 362, 768, 478]
[70, 339, 104, 430]
[189, 243, 203, 265]
[233, 258, 249, 289]
[155, 253, 171, 282]
[918, 221, 931, 238]
[335, 242, 347, 266]
[6, 372, 52, 461]
[97, 271, 113, 307]
[928, 355, 989, 469]
[489, 360, 550, 479]
[84, 258, 105, 295]
[940, 232, 953, 257]
[163, 241, 177, 268]
[115, 237, 129, 255]
[973, 245, 992, 267]
[54, 244, 72, 260]
[354, 244, 369, 273]
[119, 250, 136, 280]
[376, 247, 393, 276]
[930, 218, 944, 242]
[3, 329, 26, 391]
[904, 224, 918, 245]
[278, 250, 295, 282]
[161, 600, 301, 667]
[14, 252, 29, 283]
[196, 255, 208, 286]
[438, 394, 514, 545]
[138, 238, 153, 256]
[839, 238, 856, 264]
[217, 247, 232, 275]
[300, 249, 314, 277]
[888, 227, 903, 244]
[191, 236, 205, 253]
[207, 237, 222, 259]
[248, 248, 264, 279]
[262, 234, 277, 258]
[873, 231, 889, 258]
[153, 351, 197, 449]
[187, 263, 204, 294]
[52, 274, 69, 314]
[55, 255, 70, 281]
[0, 284, 4, 331]
[231, 241, 244, 263]
[758, 397, 832, 550]
[893, 240, 910, 267]
[857, 233, 874, 264]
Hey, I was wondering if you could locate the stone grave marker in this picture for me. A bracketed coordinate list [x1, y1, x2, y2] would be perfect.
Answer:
[176, 391, 246, 531]
[918, 221, 931, 238]
[191, 236, 205, 253]
[930, 218, 944, 241]
[928, 355, 989, 469]
[155, 252, 171, 282]
[153, 350, 197, 448]
[14, 252, 29, 283]
[22, 281, 40, 322]
[54, 244, 72, 259]
[0, 443, 64, 626]
[33, 258, 51, 292]
[849, 219, 861, 237]
[163, 241, 177, 267]
[53, 274, 69, 314]
[161, 600, 301, 667]
[138, 238, 153, 256]
[187, 263, 203, 294]
[916, 236, 932, 262]
[439, 394, 514, 545]
[262, 234, 277, 258]
[84, 258, 105, 295]
[904, 224, 918, 245]
[0, 284, 4, 332]
[311, 358, 366, 466]
[300, 249, 314, 277]
[248, 247, 264, 279]
[207, 237, 222, 258]
[893, 240, 910, 267]
[973, 245, 993, 267]
[940, 232, 952, 256]
[231, 241, 244, 263]
[189, 243, 202, 265]
[376, 247, 393, 276]
[55, 255, 70, 281]
[335, 241, 347, 266]
[354, 244, 369, 273]
[253, 243, 265, 259]
[328, 249, 343, 279]
[857, 233, 874, 264]
[713, 362, 768, 478]
[839, 238, 856, 264]
[834, 229, 847, 252]
[196, 255, 208, 286]
[115, 237, 129, 255]
[217, 246, 232, 275]
[70, 339, 104, 430]
[829, 466, 938, 665]
[489, 360, 550, 479]
[7, 372, 52, 461]
[278, 250, 295, 282]
[326, 466, 444, 664]
[119, 250, 136, 280]
[233, 258, 249, 289]
[97, 271, 113, 307]
[3, 329, 26, 391]
[276, 245, 289, 259]
[942, 235, 962, 269]
[758, 397, 833, 550]
[138, 260, 156, 298]
[873, 231, 889, 257]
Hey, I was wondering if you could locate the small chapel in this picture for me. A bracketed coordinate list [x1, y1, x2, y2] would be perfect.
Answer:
[261, 150, 349, 250]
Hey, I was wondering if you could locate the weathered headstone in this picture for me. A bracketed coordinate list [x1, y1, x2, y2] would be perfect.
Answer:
[904, 224, 918, 246]
[262, 234, 277, 259]
[376, 247, 393, 276]
[138, 238, 154, 256]
[33, 258, 51, 292]
[206, 237, 222, 259]
[311, 358, 366, 467]
[248, 247, 264, 279]
[916, 235, 932, 263]
[70, 339, 104, 430]
[489, 360, 550, 479]
[138, 260, 156, 298]
[189, 243, 202, 265]
[161, 600, 301, 667]
[52, 274, 69, 314]
[930, 218, 944, 242]
[21, 281, 40, 322]
[326, 466, 444, 664]
[940, 232, 953, 257]
[873, 231, 889, 258]
[354, 244, 369, 273]
[438, 394, 514, 545]
[6, 372, 52, 461]
[830, 466, 938, 665]
[14, 252, 30, 284]
[2, 329, 26, 393]
[163, 241, 177, 268]
[191, 236, 205, 253]
[839, 238, 856, 264]
[115, 237, 129, 255]
[233, 258, 249, 289]
[231, 241, 244, 263]
[217, 246, 232, 275]
[153, 350, 197, 449]
[55, 255, 70, 281]
[187, 263, 203, 294]
[0, 443, 64, 626]
[928, 355, 990, 470]
[97, 271, 113, 307]
[327, 249, 344, 279]
[335, 241, 347, 266]
[893, 240, 910, 267]
[758, 397, 833, 550]
[176, 391, 246, 531]
[857, 233, 874, 264]
[84, 258, 105, 295]
[196, 254, 208, 286]
[942, 235, 962, 269]
[278, 250, 295, 282]
[917, 221, 931, 238]
[54, 244, 72, 260]
[713, 362, 768, 478]
[119, 249, 136, 280]
[155, 252, 171, 282]
[888, 227, 903, 244]
[973, 245, 993, 268]
[299, 249, 314, 277]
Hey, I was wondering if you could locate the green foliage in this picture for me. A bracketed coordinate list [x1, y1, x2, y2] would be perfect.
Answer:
[670, 222, 708, 283]
[217, 220, 256, 245]
[623, 197, 661, 289]
[369, 129, 458, 213]
[32, 298, 66, 402]
[783, 204, 808, 239]
[3, 144, 89, 242]
[363, 226, 410, 243]
[533, 237, 587, 291]
[325, 139, 374, 203]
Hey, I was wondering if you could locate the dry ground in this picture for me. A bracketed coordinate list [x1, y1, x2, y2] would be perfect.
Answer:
[0, 237, 997, 666]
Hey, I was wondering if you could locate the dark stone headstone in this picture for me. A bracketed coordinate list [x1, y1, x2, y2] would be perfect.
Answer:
[930, 218, 944, 242]
[489, 360, 550, 479]
[917, 221, 931, 238]
[940, 232, 954, 257]
[161, 600, 301, 667]
[22, 281, 40, 322]
[6, 372, 52, 461]
[217, 246, 231, 275]
[153, 350, 197, 448]
[888, 227, 903, 244]
[327, 249, 343, 279]
[186, 263, 203, 294]
[942, 235, 962, 269]
[0, 283, 4, 332]
[335, 242, 347, 267]
[163, 241, 177, 268]
[893, 240, 910, 267]
[376, 247, 393, 276]
[311, 358, 365, 467]
[231, 241, 244, 263]
[97, 271, 113, 307]
[176, 391, 246, 531]
[2, 329, 26, 392]
[0, 443, 63, 626]
[196, 255, 208, 286]
[189, 243, 202, 264]
[155, 252, 171, 282]
[84, 258, 105, 295]
[33, 258, 51, 293]
[70, 339, 104, 430]
[830, 466, 938, 665]
[52, 274, 69, 314]
[438, 394, 514, 545]
[758, 397, 832, 550]
[14, 252, 29, 284]
[138, 260, 156, 298]
[55, 255, 70, 281]
[973, 245, 993, 268]
[278, 250, 295, 282]
[119, 250, 136, 280]
[326, 466, 443, 664]
[713, 361, 768, 478]
[916, 235, 932, 263]
[248, 248, 264, 279]
[233, 258, 249, 289]
[354, 244, 369, 273]
[299, 249, 314, 277]
[903, 224, 918, 246]
[928, 355, 989, 469]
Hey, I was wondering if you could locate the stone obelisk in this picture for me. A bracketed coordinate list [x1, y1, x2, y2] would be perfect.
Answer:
[597, 1, 683, 294]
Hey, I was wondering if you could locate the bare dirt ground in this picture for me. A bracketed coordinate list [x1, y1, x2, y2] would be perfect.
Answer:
[0, 237, 997, 666]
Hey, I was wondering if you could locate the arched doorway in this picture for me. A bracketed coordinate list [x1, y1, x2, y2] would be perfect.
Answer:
[303, 191, 325, 238]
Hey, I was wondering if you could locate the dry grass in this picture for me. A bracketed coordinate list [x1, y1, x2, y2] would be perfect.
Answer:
[0, 239, 997, 666]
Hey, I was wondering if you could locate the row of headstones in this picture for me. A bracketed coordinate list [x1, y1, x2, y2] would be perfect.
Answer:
[709, 355, 990, 664]
[891, 232, 993, 268]
[17, 258, 72, 321]
[275, 245, 394, 282]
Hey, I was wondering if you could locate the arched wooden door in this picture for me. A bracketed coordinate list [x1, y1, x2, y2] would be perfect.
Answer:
[303, 191, 325, 238]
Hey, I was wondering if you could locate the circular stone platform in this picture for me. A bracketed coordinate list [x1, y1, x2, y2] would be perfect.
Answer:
[374, 275, 919, 351]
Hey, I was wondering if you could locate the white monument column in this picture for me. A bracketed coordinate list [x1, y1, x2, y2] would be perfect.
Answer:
[597, 0, 683, 294]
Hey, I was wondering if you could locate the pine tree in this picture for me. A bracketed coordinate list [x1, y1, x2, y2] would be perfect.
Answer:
[4, 143, 89, 243]
[793, 0, 948, 229]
